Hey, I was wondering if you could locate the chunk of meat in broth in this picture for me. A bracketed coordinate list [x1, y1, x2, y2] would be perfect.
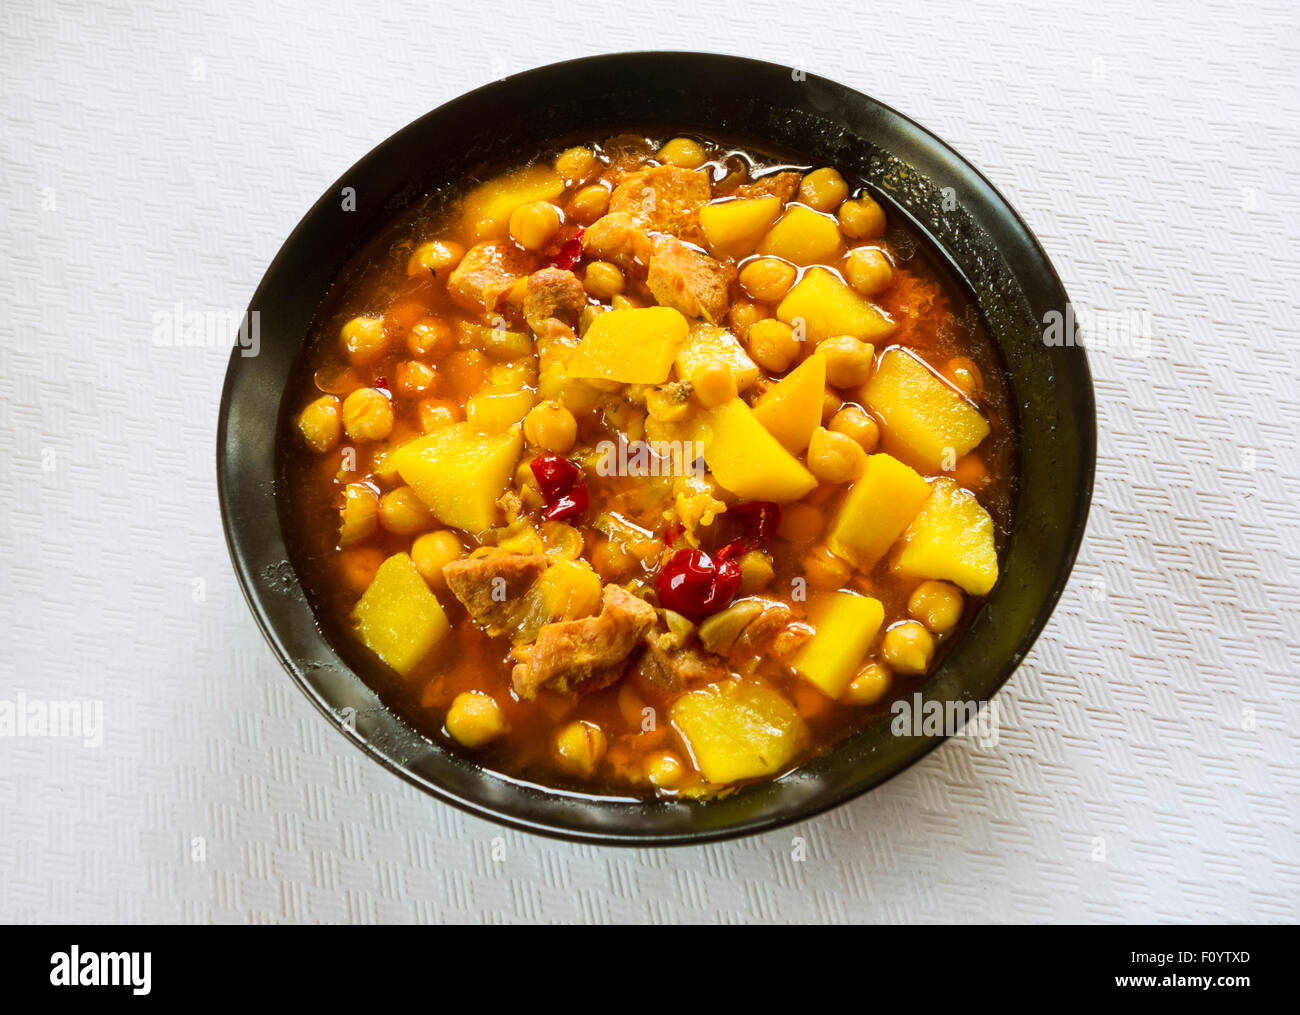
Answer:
[447, 241, 537, 315]
[645, 236, 734, 323]
[443, 549, 549, 636]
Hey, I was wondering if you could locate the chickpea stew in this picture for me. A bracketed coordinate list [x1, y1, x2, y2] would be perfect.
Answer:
[284, 133, 1017, 798]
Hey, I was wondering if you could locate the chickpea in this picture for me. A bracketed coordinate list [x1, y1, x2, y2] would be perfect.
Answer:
[378, 486, 435, 535]
[799, 168, 849, 212]
[728, 299, 765, 337]
[445, 691, 507, 748]
[407, 239, 465, 277]
[820, 334, 875, 388]
[418, 397, 461, 432]
[657, 136, 707, 169]
[829, 405, 880, 452]
[554, 720, 607, 777]
[946, 356, 984, 400]
[779, 502, 824, 543]
[821, 390, 843, 423]
[555, 145, 598, 181]
[645, 750, 686, 789]
[738, 550, 775, 594]
[341, 387, 394, 442]
[394, 360, 435, 398]
[340, 315, 388, 366]
[738, 257, 797, 303]
[583, 260, 624, 299]
[807, 426, 867, 484]
[838, 196, 887, 239]
[908, 580, 965, 635]
[802, 544, 852, 590]
[558, 378, 602, 415]
[692, 363, 738, 407]
[411, 530, 462, 589]
[296, 395, 341, 453]
[407, 317, 454, 360]
[881, 620, 935, 675]
[844, 247, 894, 296]
[746, 318, 800, 373]
[509, 200, 562, 251]
[954, 454, 989, 489]
[338, 483, 379, 547]
[568, 184, 610, 225]
[843, 662, 891, 706]
[523, 400, 578, 454]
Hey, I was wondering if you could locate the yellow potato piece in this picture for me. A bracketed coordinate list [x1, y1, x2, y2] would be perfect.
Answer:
[827, 453, 931, 571]
[670, 678, 808, 784]
[697, 398, 817, 502]
[751, 351, 825, 453]
[698, 195, 782, 256]
[777, 266, 895, 343]
[466, 388, 536, 433]
[352, 553, 451, 676]
[863, 348, 990, 471]
[391, 423, 523, 533]
[674, 322, 760, 392]
[792, 591, 886, 699]
[758, 206, 844, 265]
[892, 478, 999, 595]
[460, 163, 565, 241]
[566, 307, 689, 384]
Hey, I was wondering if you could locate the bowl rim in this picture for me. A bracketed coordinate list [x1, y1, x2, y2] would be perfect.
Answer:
[217, 50, 1096, 846]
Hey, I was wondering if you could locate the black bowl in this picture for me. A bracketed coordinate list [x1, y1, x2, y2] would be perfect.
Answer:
[217, 52, 1095, 845]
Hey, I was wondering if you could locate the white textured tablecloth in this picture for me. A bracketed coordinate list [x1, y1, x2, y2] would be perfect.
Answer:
[2, 0, 1297, 924]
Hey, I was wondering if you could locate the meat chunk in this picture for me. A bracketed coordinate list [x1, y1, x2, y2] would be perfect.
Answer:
[646, 236, 733, 322]
[447, 241, 537, 314]
[609, 165, 711, 241]
[581, 211, 654, 273]
[735, 170, 802, 205]
[635, 636, 731, 691]
[510, 584, 656, 698]
[523, 267, 585, 330]
[443, 549, 548, 636]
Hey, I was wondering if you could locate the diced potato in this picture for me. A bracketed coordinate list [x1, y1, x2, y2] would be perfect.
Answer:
[460, 163, 565, 240]
[466, 387, 535, 433]
[757, 206, 844, 265]
[390, 423, 523, 533]
[863, 348, 991, 471]
[565, 307, 689, 384]
[352, 553, 451, 676]
[514, 558, 603, 642]
[670, 678, 808, 784]
[777, 266, 895, 343]
[697, 398, 817, 502]
[752, 351, 825, 453]
[827, 453, 931, 571]
[675, 322, 760, 392]
[698, 195, 782, 256]
[792, 591, 886, 699]
[892, 478, 999, 595]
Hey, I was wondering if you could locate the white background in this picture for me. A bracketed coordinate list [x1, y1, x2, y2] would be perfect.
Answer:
[1, 0, 1297, 923]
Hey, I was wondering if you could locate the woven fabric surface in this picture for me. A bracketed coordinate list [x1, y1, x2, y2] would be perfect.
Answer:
[1, 0, 1297, 923]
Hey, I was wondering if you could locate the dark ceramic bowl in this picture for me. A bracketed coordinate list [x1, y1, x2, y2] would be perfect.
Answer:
[217, 52, 1095, 845]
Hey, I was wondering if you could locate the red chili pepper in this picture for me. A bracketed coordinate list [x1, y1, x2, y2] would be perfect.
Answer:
[656, 547, 740, 620]
[373, 375, 389, 392]
[663, 521, 684, 548]
[729, 500, 781, 546]
[550, 227, 586, 270]
[530, 454, 588, 522]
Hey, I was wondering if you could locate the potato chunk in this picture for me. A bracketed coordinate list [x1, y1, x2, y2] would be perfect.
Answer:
[751, 351, 825, 453]
[391, 423, 523, 533]
[466, 388, 535, 433]
[698, 398, 817, 502]
[698, 195, 782, 257]
[675, 323, 759, 392]
[757, 206, 844, 265]
[827, 453, 931, 571]
[892, 478, 999, 595]
[670, 678, 808, 784]
[792, 591, 886, 699]
[776, 266, 895, 343]
[863, 348, 990, 471]
[460, 163, 565, 240]
[352, 553, 451, 676]
[566, 306, 689, 384]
